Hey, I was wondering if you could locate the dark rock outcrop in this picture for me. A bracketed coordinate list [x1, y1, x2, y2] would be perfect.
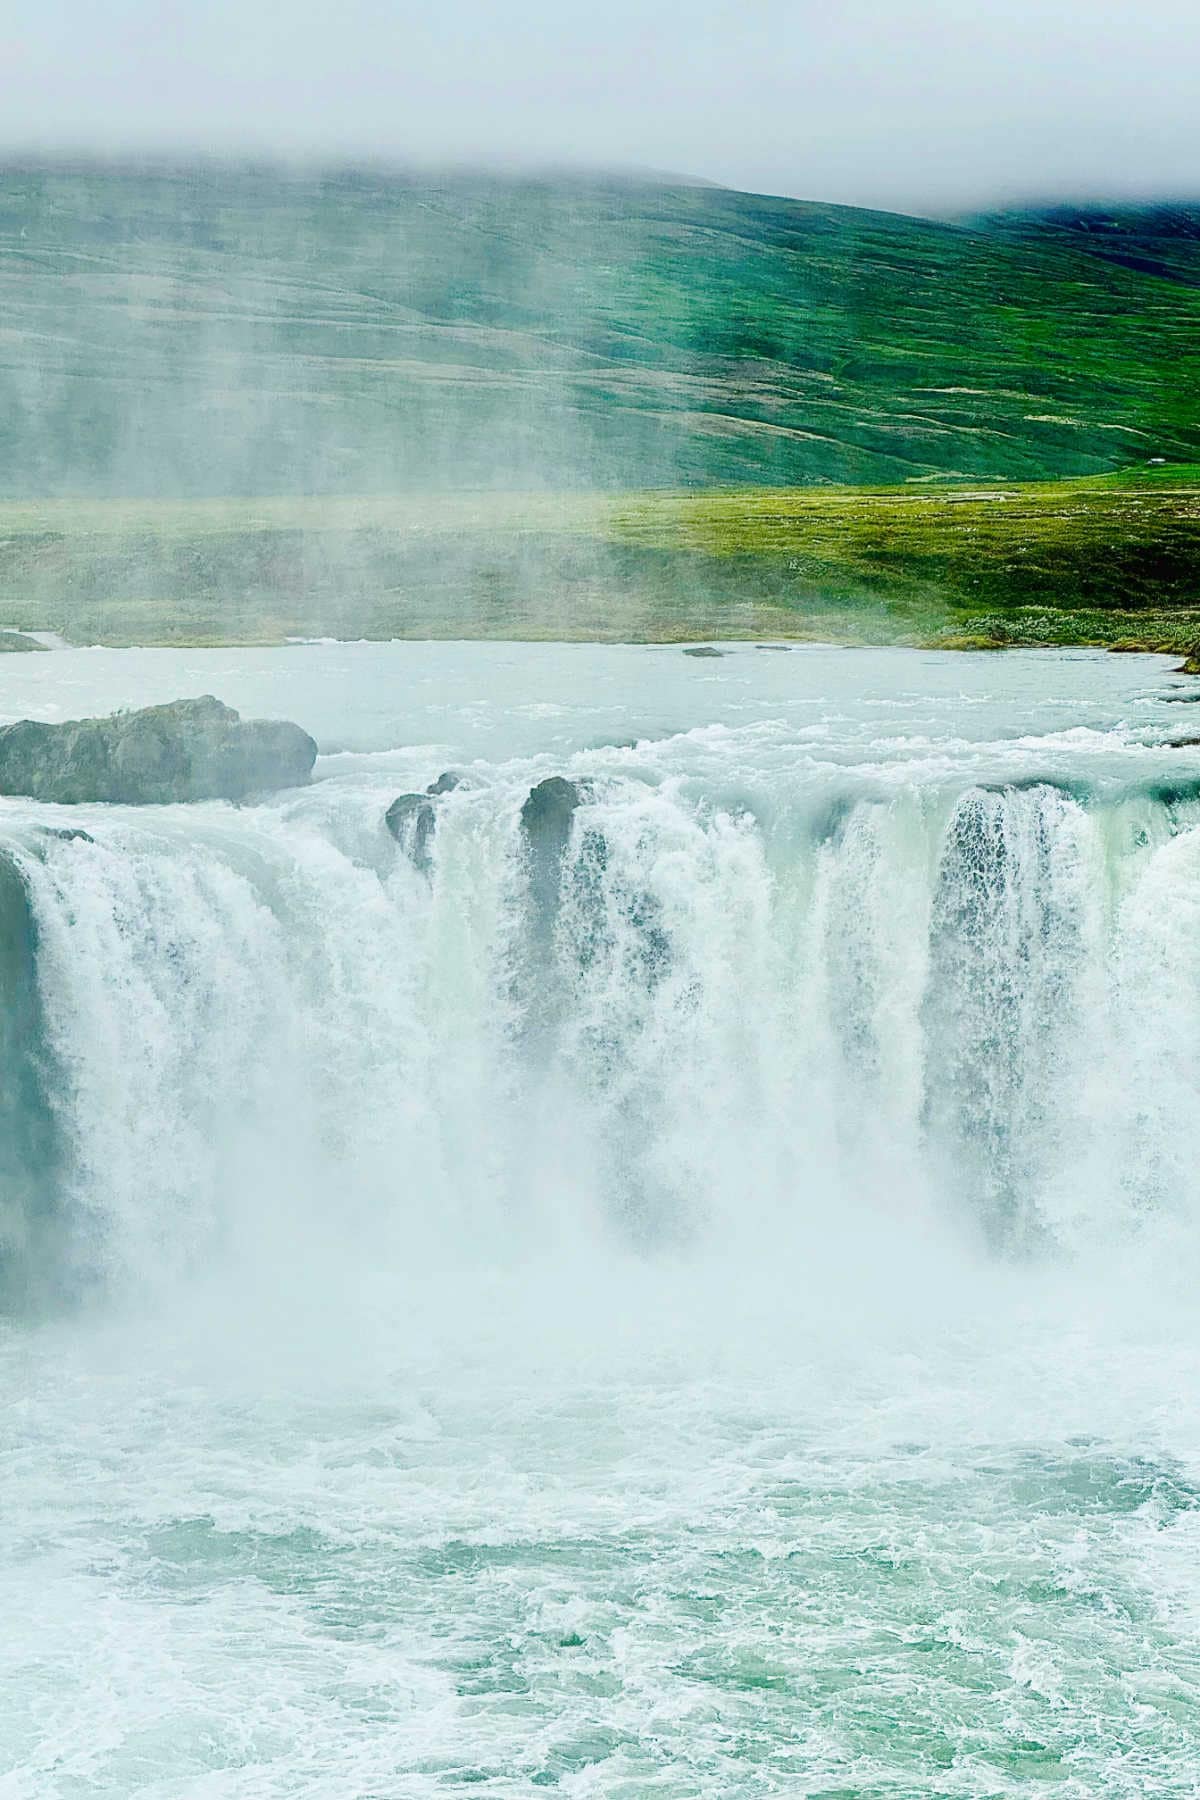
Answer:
[520, 777, 585, 934]
[386, 793, 437, 871]
[0, 850, 61, 1304]
[385, 772, 463, 872]
[0, 631, 47, 654]
[426, 771, 462, 797]
[0, 697, 316, 805]
[683, 645, 726, 658]
[38, 826, 95, 845]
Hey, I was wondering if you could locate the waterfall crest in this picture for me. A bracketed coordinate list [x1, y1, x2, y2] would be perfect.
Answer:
[2, 759, 1199, 1301]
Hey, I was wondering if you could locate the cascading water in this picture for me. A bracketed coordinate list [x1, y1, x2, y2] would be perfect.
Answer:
[3, 753, 1200, 1299]
[7, 645, 1200, 1799]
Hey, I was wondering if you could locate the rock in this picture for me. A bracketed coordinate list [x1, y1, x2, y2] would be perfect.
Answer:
[385, 773, 464, 871]
[385, 793, 438, 870]
[426, 771, 462, 796]
[0, 697, 316, 805]
[514, 778, 670, 1053]
[1178, 650, 1200, 675]
[521, 775, 582, 858]
[38, 827, 95, 845]
[0, 850, 61, 1303]
[682, 645, 726, 658]
[511, 778, 588, 1044]
[0, 632, 47, 654]
[520, 777, 584, 931]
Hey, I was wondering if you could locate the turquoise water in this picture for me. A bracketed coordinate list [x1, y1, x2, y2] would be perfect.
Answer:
[4, 645, 1200, 1796]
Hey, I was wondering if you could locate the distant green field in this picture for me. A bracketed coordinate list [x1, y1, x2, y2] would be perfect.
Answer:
[3, 167, 1199, 652]
[2, 469, 1198, 651]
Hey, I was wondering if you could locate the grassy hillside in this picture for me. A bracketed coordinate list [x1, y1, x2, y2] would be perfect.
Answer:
[2, 470, 1198, 650]
[982, 205, 1200, 291]
[3, 163, 1200, 501]
[3, 165, 1200, 650]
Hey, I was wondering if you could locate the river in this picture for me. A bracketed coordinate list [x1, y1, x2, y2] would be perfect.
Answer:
[3, 643, 1200, 1796]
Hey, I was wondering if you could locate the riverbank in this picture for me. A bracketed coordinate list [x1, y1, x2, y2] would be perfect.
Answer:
[2, 467, 1199, 651]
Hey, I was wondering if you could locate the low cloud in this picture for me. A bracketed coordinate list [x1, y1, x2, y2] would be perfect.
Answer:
[4, 0, 1199, 213]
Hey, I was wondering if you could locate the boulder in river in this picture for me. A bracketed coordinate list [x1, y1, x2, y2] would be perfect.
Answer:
[38, 826, 95, 845]
[426, 771, 462, 797]
[521, 774, 582, 853]
[0, 697, 316, 805]
[0, 850, 60, 1302]
[385, 772, 463, 872]
[386, 794, 437, 871]
[520, 776, 586, 931]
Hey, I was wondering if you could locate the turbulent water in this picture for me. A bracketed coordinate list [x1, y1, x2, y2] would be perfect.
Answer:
[5, 643, 1200, 1797]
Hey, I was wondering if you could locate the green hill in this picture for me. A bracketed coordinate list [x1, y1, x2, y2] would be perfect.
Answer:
[3, 163, 1200, 650]
[980, 205, 1200, 291]
[3, 162, 1200, 499]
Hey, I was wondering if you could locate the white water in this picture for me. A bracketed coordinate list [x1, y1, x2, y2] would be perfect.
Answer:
[4, 645, 1200, 1795]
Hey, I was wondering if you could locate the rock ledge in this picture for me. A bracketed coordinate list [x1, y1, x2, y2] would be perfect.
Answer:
[0, 696, 317, 805]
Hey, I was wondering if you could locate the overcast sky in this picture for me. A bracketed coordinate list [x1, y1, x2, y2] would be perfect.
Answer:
[4, 0, 1198, 215]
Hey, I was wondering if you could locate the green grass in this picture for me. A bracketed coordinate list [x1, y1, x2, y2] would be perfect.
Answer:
[3, 168, 1200, 651]
[2, 471, 1198, 651]
[3, 165, 1200, 500]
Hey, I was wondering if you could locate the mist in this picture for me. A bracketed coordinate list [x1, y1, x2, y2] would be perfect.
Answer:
[4, 0, 1200, 214]
[2, 0, 1199, 643]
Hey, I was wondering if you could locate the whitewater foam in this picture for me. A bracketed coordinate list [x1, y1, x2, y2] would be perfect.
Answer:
[5, 645, 1200, 1796]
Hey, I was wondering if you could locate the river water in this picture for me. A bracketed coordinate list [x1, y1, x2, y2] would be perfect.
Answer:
[4, 643, 1200, 1797]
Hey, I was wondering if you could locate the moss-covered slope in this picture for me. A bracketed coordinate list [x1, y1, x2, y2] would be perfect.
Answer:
[2, 164, 1199, 498]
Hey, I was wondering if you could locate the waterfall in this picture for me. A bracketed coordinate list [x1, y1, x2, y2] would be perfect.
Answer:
[3, 759, 1200, 1304]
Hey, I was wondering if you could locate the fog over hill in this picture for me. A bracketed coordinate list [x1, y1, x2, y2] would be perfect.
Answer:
[3, 161, 1199, 501]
